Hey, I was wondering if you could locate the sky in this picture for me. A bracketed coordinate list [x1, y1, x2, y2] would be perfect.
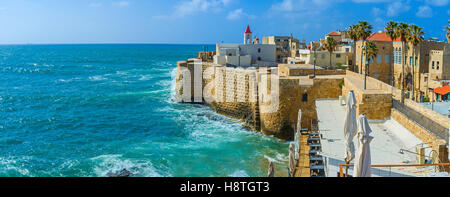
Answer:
[0, 0, 449, 44]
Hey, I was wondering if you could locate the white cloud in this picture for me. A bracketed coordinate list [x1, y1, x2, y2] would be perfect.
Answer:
[115, 1, 130, 7]
[416, 5, 433, 18]
[371, 7, 382, 16]
[352, 0, 390, 3]
[89, 2, 102, 7]
[227, 9, 244, 20]
[425, 0, 449, 6]
[387, 1, 410, 17]
[269, 0, 337, 17]
[226, 8, 255, 20]
[173, 0, 232, 17]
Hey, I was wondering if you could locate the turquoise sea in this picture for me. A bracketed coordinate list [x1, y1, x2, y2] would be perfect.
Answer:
[0, 44, 289, 177]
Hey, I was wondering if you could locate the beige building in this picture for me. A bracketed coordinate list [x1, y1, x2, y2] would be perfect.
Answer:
[392, 40, 450, 101]
[290, 49, 351, 68]
[262, 35, 306, 63]
[428, 49, 450, 80]
[355, 32, 396, 85]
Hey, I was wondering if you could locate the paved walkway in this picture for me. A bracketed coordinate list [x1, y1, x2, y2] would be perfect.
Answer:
[294, 135, 311, 177]
[316, 99, 436, 177]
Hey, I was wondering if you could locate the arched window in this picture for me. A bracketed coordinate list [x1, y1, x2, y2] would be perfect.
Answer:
[302, 93, 308, 102]
[258, 48, 261, 53]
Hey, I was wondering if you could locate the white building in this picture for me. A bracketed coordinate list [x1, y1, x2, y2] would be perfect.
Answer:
[213, 25, 277, 67]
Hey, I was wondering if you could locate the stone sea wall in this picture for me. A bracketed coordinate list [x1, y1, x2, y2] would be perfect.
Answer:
[176, 60, 345, 140]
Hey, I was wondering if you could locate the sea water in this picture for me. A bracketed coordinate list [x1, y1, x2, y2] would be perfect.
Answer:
[0, 44, 289, 177]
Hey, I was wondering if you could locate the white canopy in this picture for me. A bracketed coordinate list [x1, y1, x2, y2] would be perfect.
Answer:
[289, 142, 296, 177]
[344, 91, 357, 163]
[353, 114, 374, 177]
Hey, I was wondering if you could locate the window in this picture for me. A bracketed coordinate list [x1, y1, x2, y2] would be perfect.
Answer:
[437, 61, 440, 70]
[424, 77, 428, 83]
[336, 54, 341, 58]
[345, 48, 350, 52]
[228, 53, 232, 56]
[385, 54, 389, 64]
[377, 54, 382, 63]
[356, 53, 359, 63]
[432, 61, 434, 69]
[405, 56, 407, 65]
[409, 57, 412, 66]
[302, 93, 308, 102]
[258, 48, 261, 53]
[258, 57, 261, 61]
[415, 57, 418, 66]
[370, 57, 374, 63]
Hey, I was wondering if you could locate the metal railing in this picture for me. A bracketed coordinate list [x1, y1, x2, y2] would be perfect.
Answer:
[392, 99, 449, 143]
[339, 163, 450, 177]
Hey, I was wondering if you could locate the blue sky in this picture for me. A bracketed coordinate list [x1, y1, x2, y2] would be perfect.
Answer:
[0, 0, 449, 44]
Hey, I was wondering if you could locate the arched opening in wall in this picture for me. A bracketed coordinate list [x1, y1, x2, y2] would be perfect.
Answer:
[258, 48, 261, 53]
[257, 57, 261, 61]
[302, 93, 308, 102]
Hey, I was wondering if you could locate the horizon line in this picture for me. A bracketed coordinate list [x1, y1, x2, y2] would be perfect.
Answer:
[0, 42, 219, 46]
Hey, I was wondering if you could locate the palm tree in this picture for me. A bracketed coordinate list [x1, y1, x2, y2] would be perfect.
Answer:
[357, 21, 372, 89]
[322, 36, 338, 69]
[385, 21, 399, 86]
[445, 20, 450, 43]
[357, 21, 373, 76]
[397, 22, 410, 102]
[406, 24, 424, 102]
[365, 41, 378, 68]
[348, 24, 360, 72]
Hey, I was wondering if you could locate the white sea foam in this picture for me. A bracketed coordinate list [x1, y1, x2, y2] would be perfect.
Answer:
[0, 157, 31, 176]
[89, 75, 107, 81]
[229, 170, 249, 177]
[91, 154, 164, 177]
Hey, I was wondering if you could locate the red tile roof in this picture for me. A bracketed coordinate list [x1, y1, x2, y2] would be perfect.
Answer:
[366, 32, 401, 42]
[245, 25, 252, 34]
[434, 85, 450, 95]
[327, 32, 341, 36]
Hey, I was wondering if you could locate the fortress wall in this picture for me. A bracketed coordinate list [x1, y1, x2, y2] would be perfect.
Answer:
[209, 66, 259, 130]
[345, 70, 448, 127]
[177, 60, 447, 145]
[342, 76, 392, 120]
[278, 65, 346, 77]
[260, 76, 344, 140]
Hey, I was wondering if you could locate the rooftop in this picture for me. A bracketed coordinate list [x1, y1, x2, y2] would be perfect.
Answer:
[245, 25, 252, 34]
[327, 32, 341, 36]
[434, 85, 450, 95]
[317, 99, 435, 177]
[366, 32, 402, 42]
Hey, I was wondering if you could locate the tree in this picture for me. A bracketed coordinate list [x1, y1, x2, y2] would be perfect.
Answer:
[365, 41, 378, 66]
[445, 20, 450, 43]
[357, 21, 373, 76]
[397, 22, 410, 102]
[347, 24, 360, 72]
[322, 36, 338, 69]
[406, 24, 424, 102]
[357, 21, 372, 89]
[385, 21, 399, 86]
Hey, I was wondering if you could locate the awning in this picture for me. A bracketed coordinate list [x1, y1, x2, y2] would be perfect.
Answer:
[434, 85, 450, 95]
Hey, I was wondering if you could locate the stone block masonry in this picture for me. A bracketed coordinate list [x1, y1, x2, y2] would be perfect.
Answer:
[176, 59, 449, 154]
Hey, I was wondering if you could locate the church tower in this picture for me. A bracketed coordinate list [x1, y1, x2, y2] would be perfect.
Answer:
[244, 25, 252, 44]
